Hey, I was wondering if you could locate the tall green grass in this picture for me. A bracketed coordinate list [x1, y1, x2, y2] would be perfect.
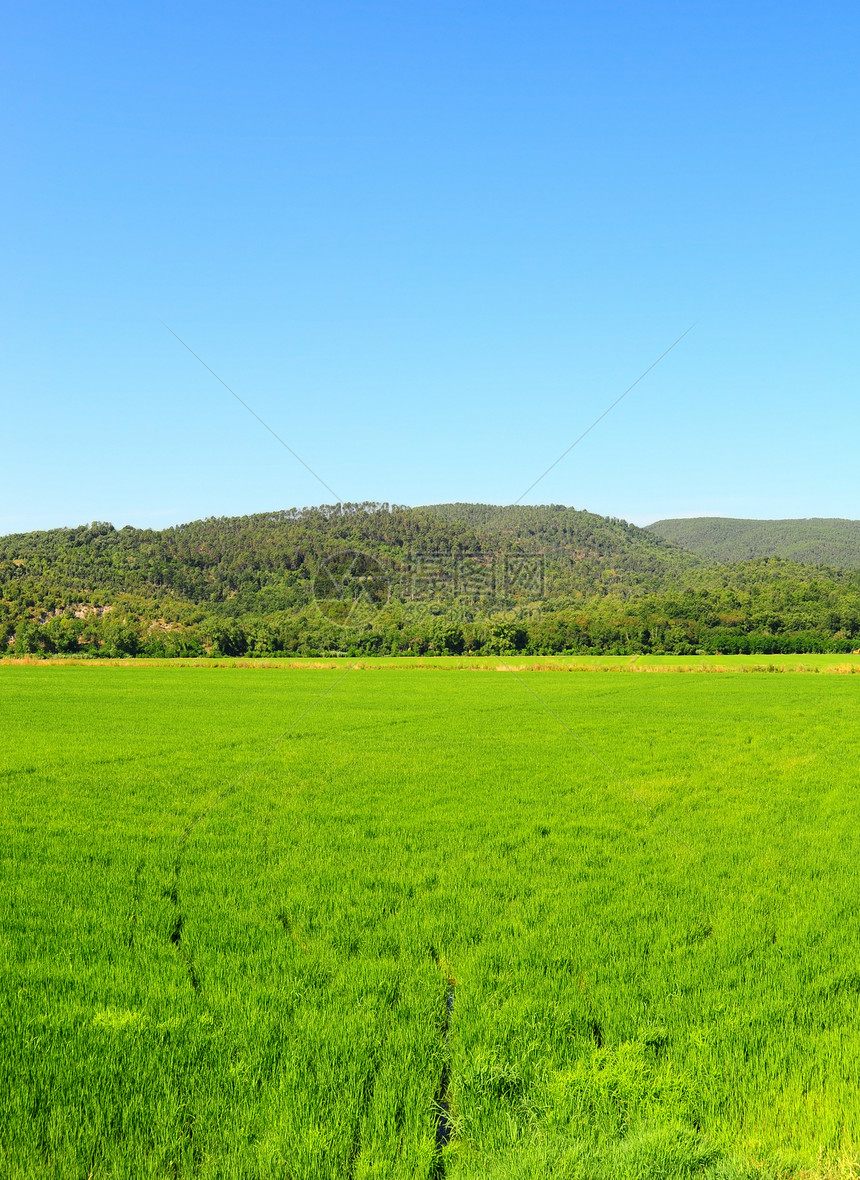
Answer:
[2, 665, 860, 1177]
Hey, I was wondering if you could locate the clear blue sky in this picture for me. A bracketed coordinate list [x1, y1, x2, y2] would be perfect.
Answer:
[3, 1, 858, 534]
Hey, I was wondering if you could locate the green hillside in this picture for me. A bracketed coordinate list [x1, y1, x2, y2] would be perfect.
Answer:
[647, 516, 860, 568]
[2, 503, 860, 657]
[0, 502, 700, 608]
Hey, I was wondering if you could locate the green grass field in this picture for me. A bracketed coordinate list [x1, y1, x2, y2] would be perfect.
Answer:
[3, 662, 860, 1178]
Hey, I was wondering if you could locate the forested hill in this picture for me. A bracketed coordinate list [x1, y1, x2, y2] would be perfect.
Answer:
[0, 503, 698, 608]
[2, 503, 860, 658]
[647, 517, 860, 568]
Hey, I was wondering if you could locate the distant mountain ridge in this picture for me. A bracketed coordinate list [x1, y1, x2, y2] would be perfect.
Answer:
[646, 517, 860, 569]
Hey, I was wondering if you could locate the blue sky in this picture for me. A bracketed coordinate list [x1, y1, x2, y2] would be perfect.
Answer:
[3, 1, 858, 533]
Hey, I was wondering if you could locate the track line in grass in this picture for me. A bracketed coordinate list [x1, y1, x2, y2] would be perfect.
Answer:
[429, 945, 457, 1172]
[165, 856, 200, 992]
[125, 856, 145, 950]
[434, 983, 455, 1153]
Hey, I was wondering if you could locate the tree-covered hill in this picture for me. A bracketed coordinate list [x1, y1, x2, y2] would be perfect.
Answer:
[2, 503, 860, 657]
[0, 503, 700, 611]
[647, 516, 860, 568]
